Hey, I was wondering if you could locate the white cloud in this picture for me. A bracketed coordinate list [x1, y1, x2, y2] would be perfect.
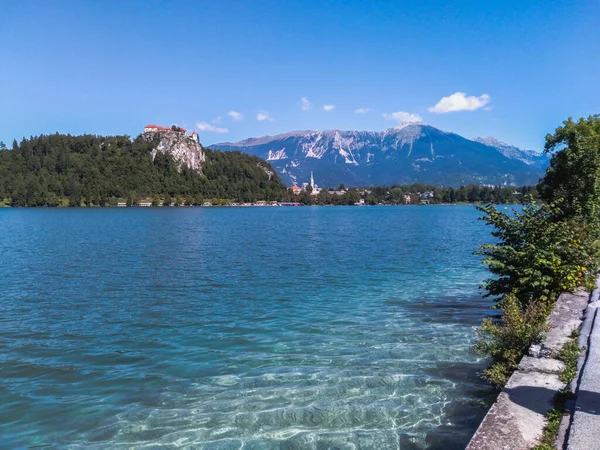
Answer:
[196, 122, 229, 133]
[212, 116, 222, 124]
[300, 97, 312, 111]
[354, 108, 371, 114]
[382, 111, 423, 125]
[228, 110, 244, 121]
[322, 104, 335, 112]
[428, 92, 491, 113]
[257, 111, 274, 121]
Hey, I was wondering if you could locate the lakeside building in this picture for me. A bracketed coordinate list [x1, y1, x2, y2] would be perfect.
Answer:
[403, 194, 412, 204]
[290, 185, 302, 195]
[420, 191, 435, 204]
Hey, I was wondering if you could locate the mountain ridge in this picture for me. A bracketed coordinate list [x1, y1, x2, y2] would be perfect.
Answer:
[212, 124, 550, 187]
[470, 136, 548, 168]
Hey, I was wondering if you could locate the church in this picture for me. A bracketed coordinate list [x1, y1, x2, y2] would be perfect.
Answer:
[302, 172, 321, 196]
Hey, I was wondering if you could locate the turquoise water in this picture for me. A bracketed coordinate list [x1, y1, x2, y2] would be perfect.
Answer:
[0, 206, 496, 449]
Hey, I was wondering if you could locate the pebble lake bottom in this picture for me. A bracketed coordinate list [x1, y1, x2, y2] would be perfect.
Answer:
[0, 205, 498, 449]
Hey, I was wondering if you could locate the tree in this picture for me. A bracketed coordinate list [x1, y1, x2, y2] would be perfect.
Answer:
[365, 194, 378, 205]
[474, 115, 600, 388]
[0, 133, 288, 206]
[538, 115, 600, 223]
[126, 191, 137, 207]
[299, 191, 313, 205]
[341, 189, 361, 205]
[389, 187, 403, 204]
[316, 189, 331, 205]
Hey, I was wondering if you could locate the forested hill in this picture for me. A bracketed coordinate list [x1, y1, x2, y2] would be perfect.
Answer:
[0, 133, 288, 206]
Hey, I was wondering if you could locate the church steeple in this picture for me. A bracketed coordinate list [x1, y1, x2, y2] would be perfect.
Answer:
[310, 171, 315, 189]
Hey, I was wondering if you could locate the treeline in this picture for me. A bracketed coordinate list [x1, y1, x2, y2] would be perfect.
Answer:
[0, 133, 288, 206]
[294, 184, 538, 205]
[0, 132, 539, 207]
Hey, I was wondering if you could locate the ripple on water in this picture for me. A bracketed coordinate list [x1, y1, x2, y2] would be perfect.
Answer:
[0, 206, 497, 448]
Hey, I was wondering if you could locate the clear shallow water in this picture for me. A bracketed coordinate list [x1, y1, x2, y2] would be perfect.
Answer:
[0, 206, 496, 449]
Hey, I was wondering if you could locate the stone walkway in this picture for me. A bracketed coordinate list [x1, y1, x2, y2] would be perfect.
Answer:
[466, 290, 590, 450]
[465, 281, 600, 450]
[566, 286, 600, 450]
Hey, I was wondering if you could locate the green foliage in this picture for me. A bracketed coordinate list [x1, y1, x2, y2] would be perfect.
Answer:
[474, 115, 600, 390]
[532, 407, 563, 450]
[477, 201, 599, 309]
[285, 183, 537, 206]
[0, 133, 288, 205]
[557, 338, 582, 383]
[298, 183, 536, 205]
[538, 115, 600, 222]
[474, 201, 598, 388]
[473, 294, 548, 388]
[534, 388, 576, 449]
[532, 338, 581, 450]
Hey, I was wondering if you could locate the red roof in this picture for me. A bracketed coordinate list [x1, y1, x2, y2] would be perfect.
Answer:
[145, 124, 186, 131]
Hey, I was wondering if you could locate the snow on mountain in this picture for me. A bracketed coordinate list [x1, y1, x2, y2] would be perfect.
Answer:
[266, 148, 287, 161]
[213, 124, 550, 187]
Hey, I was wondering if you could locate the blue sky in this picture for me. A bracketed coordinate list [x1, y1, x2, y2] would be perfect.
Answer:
[1, 0, 598, 150]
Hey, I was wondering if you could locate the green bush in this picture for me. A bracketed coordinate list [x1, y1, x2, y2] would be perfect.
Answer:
[474, 115, 600, 389]
[473, 294, 548, 387]
[477, 201, 599, 309]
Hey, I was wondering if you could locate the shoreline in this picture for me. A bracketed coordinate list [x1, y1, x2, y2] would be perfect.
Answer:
[0, 202, 523, 209]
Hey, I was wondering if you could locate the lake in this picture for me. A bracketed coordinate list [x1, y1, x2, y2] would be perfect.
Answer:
[0, 206, 496, 449]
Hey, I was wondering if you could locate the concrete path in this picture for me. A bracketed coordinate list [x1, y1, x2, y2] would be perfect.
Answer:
[466, 290, 589, 450]
[566, 291, 600, 450]
[466, 283, 600, 450]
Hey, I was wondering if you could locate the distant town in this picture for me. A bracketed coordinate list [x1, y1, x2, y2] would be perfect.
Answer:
[110, 169, 528, 208]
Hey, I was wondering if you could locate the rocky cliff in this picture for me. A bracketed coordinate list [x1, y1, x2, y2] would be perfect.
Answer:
[143, 131, 205, 172]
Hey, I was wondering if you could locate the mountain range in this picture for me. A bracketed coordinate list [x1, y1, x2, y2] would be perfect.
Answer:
[213, 124, 551, 187]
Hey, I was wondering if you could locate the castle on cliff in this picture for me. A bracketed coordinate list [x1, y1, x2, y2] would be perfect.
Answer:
[144, 124, 199, 143]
